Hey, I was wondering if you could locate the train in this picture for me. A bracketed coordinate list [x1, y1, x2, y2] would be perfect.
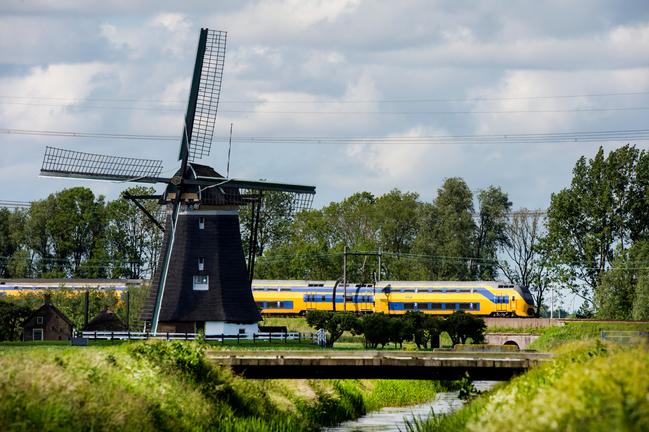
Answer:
[252, 280, 536, 317]
[0, 278, 536, 317]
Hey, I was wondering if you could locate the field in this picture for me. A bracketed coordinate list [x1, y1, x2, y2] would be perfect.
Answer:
[406, 322, 649, 432]
[0, 341, 443, 431]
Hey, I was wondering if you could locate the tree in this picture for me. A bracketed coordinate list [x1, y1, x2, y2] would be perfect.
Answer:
[240, 191, 295, 260]
[106, 187, 163, 279]
[0, 208, 26, 277]
[596, 240, 649, 320]
[0, 300, 31, 341]
[374, 190, 422, 280]
[443, 311, 486, 345]
[415, 178, 476, 279]
[356, 313, 392, 348]
[473, 186, 511, 279]
[545, 145, 649, 305]
[39, 188, 107, 277]
[403, 311, 443, 350]
[499, 209, 553, 315]
[305, 311, 358, 347]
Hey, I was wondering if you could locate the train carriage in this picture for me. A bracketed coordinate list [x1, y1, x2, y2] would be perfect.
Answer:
[251, 280, 535, 317]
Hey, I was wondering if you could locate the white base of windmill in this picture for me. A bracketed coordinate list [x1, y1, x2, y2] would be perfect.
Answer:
[205, 321, 259, 336]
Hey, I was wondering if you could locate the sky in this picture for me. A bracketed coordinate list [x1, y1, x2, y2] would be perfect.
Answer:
[1, 0, 649, 211]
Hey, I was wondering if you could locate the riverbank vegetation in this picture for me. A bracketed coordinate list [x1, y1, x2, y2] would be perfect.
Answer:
[407, 339, 649, 432]
[0, 340, 442, 431]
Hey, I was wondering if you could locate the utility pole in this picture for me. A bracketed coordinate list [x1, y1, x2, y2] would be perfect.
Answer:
[377, 247, 382, 283]
[550, 285, 554, 319]
[343, 246, 347, 312]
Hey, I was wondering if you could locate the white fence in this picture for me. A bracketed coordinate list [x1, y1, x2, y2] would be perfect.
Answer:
[77, 330, 315, 343]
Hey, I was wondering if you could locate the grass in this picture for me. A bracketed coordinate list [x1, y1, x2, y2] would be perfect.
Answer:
[0, 340, 442, 431]
[406, 339, 649, 432]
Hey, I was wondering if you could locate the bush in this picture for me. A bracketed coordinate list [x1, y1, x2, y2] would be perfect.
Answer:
[356, 313, 392, 348]
[305, 311, 358, 347]
[403, 312, 443, 350]
[443, 311, 486, 346]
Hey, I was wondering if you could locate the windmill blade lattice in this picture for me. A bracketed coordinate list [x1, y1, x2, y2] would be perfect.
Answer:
[187, 30, 227, 162]
[41, 146, 164, 183]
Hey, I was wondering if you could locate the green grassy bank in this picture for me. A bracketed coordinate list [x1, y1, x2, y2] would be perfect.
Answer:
[0, 341, 442, 431]
[407, 336, 649, 431]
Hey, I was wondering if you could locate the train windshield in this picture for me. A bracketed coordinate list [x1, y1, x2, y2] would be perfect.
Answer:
[515, 285, 535, 305]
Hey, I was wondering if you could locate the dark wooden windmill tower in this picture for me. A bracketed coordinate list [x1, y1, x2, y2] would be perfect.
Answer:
[40, 28, 316, 335]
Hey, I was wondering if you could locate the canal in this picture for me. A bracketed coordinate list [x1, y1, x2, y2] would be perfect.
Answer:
[324, 381, 495, 432]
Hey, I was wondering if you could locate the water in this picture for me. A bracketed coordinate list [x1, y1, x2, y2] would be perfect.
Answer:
[324, 381, 495, 432]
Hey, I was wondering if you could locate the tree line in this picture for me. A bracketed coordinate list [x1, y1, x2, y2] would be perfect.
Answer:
[0, 186, 162, 280]
[0, 145, 648, 320]
[305, 310, 486, 349]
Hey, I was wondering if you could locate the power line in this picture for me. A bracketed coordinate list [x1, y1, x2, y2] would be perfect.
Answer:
[1, 90, 648, 104]
[2, 128, 649, 145]
[3, 100, 648, 115]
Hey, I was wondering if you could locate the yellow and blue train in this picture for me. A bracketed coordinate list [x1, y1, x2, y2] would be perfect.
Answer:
[252, 280, 536, 317]
[0, 278, 536, 317]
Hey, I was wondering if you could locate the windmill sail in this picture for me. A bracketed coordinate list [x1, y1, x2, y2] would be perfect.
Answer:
[40, 146, 164, 183]
[180, 29, 227, 163]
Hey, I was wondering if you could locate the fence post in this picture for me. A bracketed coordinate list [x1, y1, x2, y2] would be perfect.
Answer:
[237, 333, 240, 344]
[253, 334, 256, 344]
[298, 333, 301, 343]
[221, 334, 224, 344]
[166, 332, 170, 341]
[111, 331, 114, 341]
[94, 331, 97, 340]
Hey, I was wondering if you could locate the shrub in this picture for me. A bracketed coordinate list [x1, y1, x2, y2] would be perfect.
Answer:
[305, 311, 358, 347]
[443, 311, 486, 346]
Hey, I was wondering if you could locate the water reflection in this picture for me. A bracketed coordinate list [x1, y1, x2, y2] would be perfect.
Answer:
[324, 381, 495, 432]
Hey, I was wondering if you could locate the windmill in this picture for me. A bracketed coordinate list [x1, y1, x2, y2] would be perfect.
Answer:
[39, 28, 316, 335]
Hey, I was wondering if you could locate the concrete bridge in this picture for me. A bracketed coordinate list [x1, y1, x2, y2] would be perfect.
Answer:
[484, 333, 541, 350]
[207, 350, 552, 381]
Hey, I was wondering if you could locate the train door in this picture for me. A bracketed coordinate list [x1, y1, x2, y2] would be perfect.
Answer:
[496, 289, 507, 314]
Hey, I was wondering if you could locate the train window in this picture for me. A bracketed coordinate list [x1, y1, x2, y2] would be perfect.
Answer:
[459, 303, 471, 310]
[404, 303, 415, 310]
[255, 302, 265, 308]
[279, 288, 291, 291]
[431, 303, 442, 310]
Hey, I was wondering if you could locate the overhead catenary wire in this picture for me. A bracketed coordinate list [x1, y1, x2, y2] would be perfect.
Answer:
[2, 127, 649, 146]
[2, 90, 648, 104]
[2, 100, 649, 115]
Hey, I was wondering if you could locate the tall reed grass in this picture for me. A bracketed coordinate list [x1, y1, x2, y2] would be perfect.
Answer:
[405, 340, 649, 432]
[0, 341, 441, 431]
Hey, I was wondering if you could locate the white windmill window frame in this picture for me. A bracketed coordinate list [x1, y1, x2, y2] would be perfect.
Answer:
[193, 275, 209, 291]
[199, 217, 205, 230]
[198, 257, 205, 271]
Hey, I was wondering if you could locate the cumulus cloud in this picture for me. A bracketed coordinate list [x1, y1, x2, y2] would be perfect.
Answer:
[1, 0, 649, 210]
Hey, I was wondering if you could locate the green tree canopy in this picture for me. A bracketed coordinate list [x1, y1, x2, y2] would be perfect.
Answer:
[546, 145, 649, 305]
[415, 178, 476, 279]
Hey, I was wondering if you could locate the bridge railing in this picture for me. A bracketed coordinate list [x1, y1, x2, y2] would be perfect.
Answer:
[76, 330, 315, 343]
[600, 330, 649, 345]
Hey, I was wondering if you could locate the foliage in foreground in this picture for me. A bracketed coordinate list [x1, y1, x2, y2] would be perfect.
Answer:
[406, 340, 649, 432]
[0, 341, 441, 431]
